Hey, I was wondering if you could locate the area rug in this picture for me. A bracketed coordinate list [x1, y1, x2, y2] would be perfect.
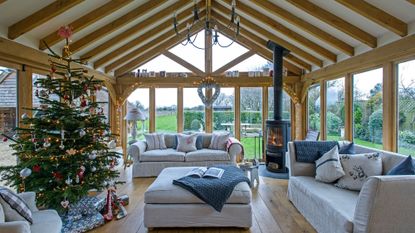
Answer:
[258, 164, 289, 179]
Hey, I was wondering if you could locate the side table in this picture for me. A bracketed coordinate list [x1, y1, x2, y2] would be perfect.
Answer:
[239, 164, 259, 187]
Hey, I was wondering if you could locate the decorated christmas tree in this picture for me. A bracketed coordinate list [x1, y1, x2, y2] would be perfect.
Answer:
[0, 26, 120, 212]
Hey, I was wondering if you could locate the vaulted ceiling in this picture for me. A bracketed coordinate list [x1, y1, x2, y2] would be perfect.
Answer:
[0, 0, 414, 78]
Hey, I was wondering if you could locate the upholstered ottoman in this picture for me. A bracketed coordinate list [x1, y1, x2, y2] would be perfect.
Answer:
[144, 167, 252, 229]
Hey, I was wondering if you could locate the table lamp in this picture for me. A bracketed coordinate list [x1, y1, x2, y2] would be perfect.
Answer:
[124, 108, 147, 141]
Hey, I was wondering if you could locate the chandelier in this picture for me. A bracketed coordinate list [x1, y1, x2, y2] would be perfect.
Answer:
[173, 0, 240, 50]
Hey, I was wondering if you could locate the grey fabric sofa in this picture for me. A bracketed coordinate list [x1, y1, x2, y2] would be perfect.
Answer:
[0, 191, 62, 233]
[129, 133, 243, 177]
[286, 141, 415, 233]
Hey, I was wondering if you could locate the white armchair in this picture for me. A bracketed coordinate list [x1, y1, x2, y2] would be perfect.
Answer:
[0, 191, 62, 233]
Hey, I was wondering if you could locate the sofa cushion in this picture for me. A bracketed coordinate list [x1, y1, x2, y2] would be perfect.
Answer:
[294, 141, 339, 163]
[144, 133, 167, 151]
[145, 167, 251, 204]
[289, 176, 358, 233]
[209, 133, 230, 151]
[30, 210, 62, 233]
[0, 187, 33, 224]
[185, 149, 229, 162]
[176, 134, 198, 152]
[335, 153, 382, 191]
[339, 141, 355, 154]
[315, 146, 345, 183]
[140, 149, 185, 162]
[164, 134, 177, 149]
[386, 155, 415, 175]
[0, 202, 4, 223]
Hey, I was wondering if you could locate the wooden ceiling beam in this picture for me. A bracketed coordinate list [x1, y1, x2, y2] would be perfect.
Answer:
[69, 0, 167, 54]
[114, 25, 204, 77]
[215, 21, 302, 75]
[221, 0, 337, 63]
[212, 8, 313, 71]
[287, 0, 377, 48]
[93, 2, 201, 69]
[212, 50, 256, 75]
[105, 11, 206, 73]
[0, 0, 7, 5]
[163, 51, 205, 76]
[39, 0, 133, 50]
[251, 0, 354, 56]
[82, 0, 194, 61]
[213, 2, 321, 68]
[407, 0, 415, 5]
[8, 0, 84, 40]
[335, 0, 407, 37]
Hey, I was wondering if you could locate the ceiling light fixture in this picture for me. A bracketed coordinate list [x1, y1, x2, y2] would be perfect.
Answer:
[173, 0, 240, 50]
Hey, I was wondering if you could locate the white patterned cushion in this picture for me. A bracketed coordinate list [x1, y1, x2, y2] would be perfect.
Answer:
[0, 188, 33, 224]
[315, 146, 345, 183]
[144, 133, 167, 151]
[335, 153, 382, 191]
[208, 133, 230, 151]
[176, 134, 198, 152]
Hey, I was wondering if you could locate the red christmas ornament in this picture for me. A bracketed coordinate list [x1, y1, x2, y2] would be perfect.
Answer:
[80, 99, 87, 107]
[64, 95, 70, 100]
[33, 165, 41, 172]
[52, 172, 63, 181]
[2, 137, 8, 142]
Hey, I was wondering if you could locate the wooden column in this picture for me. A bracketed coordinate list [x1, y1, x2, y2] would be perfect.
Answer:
[149, 87, 155, 132]
[17, 66, 33, 127]
[177, 87, 183, 132]
[383, 62, 397, 151]
[262, 86, 268, 158]
[344, 73, 353, 141]
[234, 87, 241, 140]
[320, 80, 327, 140]
[121, 103, 127, 160]
[205, 18, 213, 133]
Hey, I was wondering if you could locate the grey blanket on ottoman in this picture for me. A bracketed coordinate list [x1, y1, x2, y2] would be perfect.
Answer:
[172, 165, 250, 212]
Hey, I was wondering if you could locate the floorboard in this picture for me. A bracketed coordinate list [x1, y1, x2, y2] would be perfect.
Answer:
[89, 167, 316, 233]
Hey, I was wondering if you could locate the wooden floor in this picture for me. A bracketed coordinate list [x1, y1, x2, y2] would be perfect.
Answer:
[90, 167, 316, 233]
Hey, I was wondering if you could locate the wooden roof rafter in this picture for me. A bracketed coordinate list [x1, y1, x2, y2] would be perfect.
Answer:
[335, 0, 407, 37]
[286, 0, 377, 48]
[114, 24, 206, 77]
[93, 1, 204, 69]
[0, 0, 7, 5]
[8, 0, 84, 40]
[250, 0, 354, 56]
[212, 4, 314, 70]
[39, 0, 133, 50]
[106, 11, 207, 74]
[214, 20, 302, 75]
[81, 0, 197, 62]
[408, 0, 415, 5]
[220, 0, 337, 63]
[68, 0, 167, 54]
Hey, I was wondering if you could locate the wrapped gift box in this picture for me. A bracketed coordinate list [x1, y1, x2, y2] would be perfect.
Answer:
[61, 212, 105, 233]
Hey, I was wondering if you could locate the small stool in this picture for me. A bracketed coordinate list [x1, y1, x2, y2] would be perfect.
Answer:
[239, 164, 259, 187]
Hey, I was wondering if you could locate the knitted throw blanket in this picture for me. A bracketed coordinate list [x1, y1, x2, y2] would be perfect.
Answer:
[172, 165, 250, 212]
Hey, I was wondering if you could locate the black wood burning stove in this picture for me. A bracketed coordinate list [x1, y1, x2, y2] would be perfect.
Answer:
[266, 41, 291, 173]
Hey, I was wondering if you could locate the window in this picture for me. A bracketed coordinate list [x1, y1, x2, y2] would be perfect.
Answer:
[213, 88, 234, 135]
[184, 88, 205, 132]
[397, 59, 415, 155]
[137, 55, 190, 73]
[96, 87, 110, 123]
[307, 85, 320, 132]
[0, 66, 17, 167]
[268, 87, 291, 120]
[326, 78, 345, 140]
[353, 68, 383, 149]
[169, 30, 205, 72]
[240, 87, 262, 160]
[212, 33, 248, 72]
[127, 88, 149, 140]
[156, 88, 177, 133]
[32, 73, 59, 108]
[230, 54, 270, 72]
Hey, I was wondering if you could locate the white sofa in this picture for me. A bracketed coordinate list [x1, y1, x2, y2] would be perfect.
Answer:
[129, 133, 243, 177]
[287, 141, 415, 233]
[0, 191, 62, 233]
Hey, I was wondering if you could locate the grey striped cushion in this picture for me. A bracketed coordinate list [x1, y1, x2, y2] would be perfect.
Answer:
[209, 133, 230, 151]
[144, 133, 167, 151]
[0, 188, 33, 224]
[315, 146, 345, 183]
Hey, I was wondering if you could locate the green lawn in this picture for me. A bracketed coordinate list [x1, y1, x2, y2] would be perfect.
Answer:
[155, 115, 177, 132]
[241, 137, 262, 160]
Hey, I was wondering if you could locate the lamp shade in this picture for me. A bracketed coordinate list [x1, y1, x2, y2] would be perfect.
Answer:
[124, 108, 146, 121]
